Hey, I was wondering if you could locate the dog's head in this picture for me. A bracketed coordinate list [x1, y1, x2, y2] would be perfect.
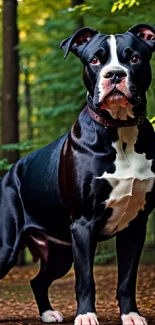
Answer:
[61, 24, 155, 120]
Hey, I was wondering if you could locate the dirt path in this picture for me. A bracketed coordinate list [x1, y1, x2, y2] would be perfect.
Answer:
[0, 265, 155, 324]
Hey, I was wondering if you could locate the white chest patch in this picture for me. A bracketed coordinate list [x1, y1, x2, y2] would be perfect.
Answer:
[97, 126, 155, 236]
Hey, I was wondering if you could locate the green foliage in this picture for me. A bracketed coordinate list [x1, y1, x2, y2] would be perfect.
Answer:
[0, 142, 33, 152]
[17, 0, 85, 147]
[111, 0, 140, 12]
[0, 159, 13, 171]
[14, 0, 155, 151]
[1, 0, 155, 163]
[95, 251, 116, 265]
[1, 0, 155, 162]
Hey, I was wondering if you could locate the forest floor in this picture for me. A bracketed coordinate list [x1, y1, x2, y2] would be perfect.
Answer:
[0, 264, 155, 325]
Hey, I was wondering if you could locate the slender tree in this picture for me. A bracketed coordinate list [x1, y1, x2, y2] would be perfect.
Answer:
[72, 0, 84, 29]
[23, 56, 33, 141]
[2, 0, 26, 265]
[2, 0, 19, 165]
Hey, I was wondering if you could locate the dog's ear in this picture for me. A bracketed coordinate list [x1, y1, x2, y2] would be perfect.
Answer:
[128, 24, 155, 52]
[60, 27, 98, 59]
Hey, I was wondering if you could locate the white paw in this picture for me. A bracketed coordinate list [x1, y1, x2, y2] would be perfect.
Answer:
[74, 312, 99, 325]
[41, 310, 64, 323]
[121, 312, 148, 325]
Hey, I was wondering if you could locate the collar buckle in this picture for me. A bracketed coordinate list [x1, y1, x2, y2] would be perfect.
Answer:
[137, 116, 144, 126]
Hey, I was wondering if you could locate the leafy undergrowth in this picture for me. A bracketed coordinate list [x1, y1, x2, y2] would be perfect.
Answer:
[0, 265, 155, 324]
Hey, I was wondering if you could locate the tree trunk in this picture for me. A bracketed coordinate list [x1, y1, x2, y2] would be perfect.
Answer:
[2, 0, 19, 164]
[72, 0, 84, 29]
[2, 0, 25, 265]
[24, 57, 33, 140]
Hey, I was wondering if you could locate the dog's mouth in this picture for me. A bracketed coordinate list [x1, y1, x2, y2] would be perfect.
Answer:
[97, 88, 141, 120]
[100, 90, 130, 109]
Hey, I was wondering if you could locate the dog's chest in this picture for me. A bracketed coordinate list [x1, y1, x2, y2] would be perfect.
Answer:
[98, 126, 155, 236]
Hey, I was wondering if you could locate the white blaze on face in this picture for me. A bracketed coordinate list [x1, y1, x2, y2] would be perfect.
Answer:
[97, 126, 155, 236]
[108, 34, 121, 66]
[97, 35, 131, 119]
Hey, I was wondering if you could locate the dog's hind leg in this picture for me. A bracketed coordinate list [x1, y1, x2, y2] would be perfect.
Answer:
[30, 241, 72, 323]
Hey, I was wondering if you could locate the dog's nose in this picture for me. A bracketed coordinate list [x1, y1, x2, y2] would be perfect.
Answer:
[104, 68, 127, 84]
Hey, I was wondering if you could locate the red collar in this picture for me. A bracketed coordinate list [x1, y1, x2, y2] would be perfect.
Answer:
[87, 106, 144, 128]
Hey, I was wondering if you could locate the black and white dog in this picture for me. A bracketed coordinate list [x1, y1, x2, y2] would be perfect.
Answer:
[0, 24, 155, 325]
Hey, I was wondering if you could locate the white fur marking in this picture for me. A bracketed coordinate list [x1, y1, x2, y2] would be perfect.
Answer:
[98, 35, 129, 106]
[97, 126, 155, 236]
[121, 312, 148, 325]
[106, 105, 134, 120]
[74, 312, 99, 325]
[41, 310, 64, 323]
[108, 35, 120, 66]
[107, 35, 129, 77]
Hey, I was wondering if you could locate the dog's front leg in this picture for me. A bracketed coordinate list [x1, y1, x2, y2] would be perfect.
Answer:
[116, 215, 148, 325]
[71, 217, 98, 325]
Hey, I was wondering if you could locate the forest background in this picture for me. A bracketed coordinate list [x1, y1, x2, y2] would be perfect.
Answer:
[0, 0, 155, 265]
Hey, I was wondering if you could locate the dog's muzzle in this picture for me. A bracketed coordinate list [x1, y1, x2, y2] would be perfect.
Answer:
[94, 67, 141, 112]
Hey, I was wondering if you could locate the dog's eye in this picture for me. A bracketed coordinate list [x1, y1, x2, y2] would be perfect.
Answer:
[90, 57, 100, 65]
[130, 55, 141, 63]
